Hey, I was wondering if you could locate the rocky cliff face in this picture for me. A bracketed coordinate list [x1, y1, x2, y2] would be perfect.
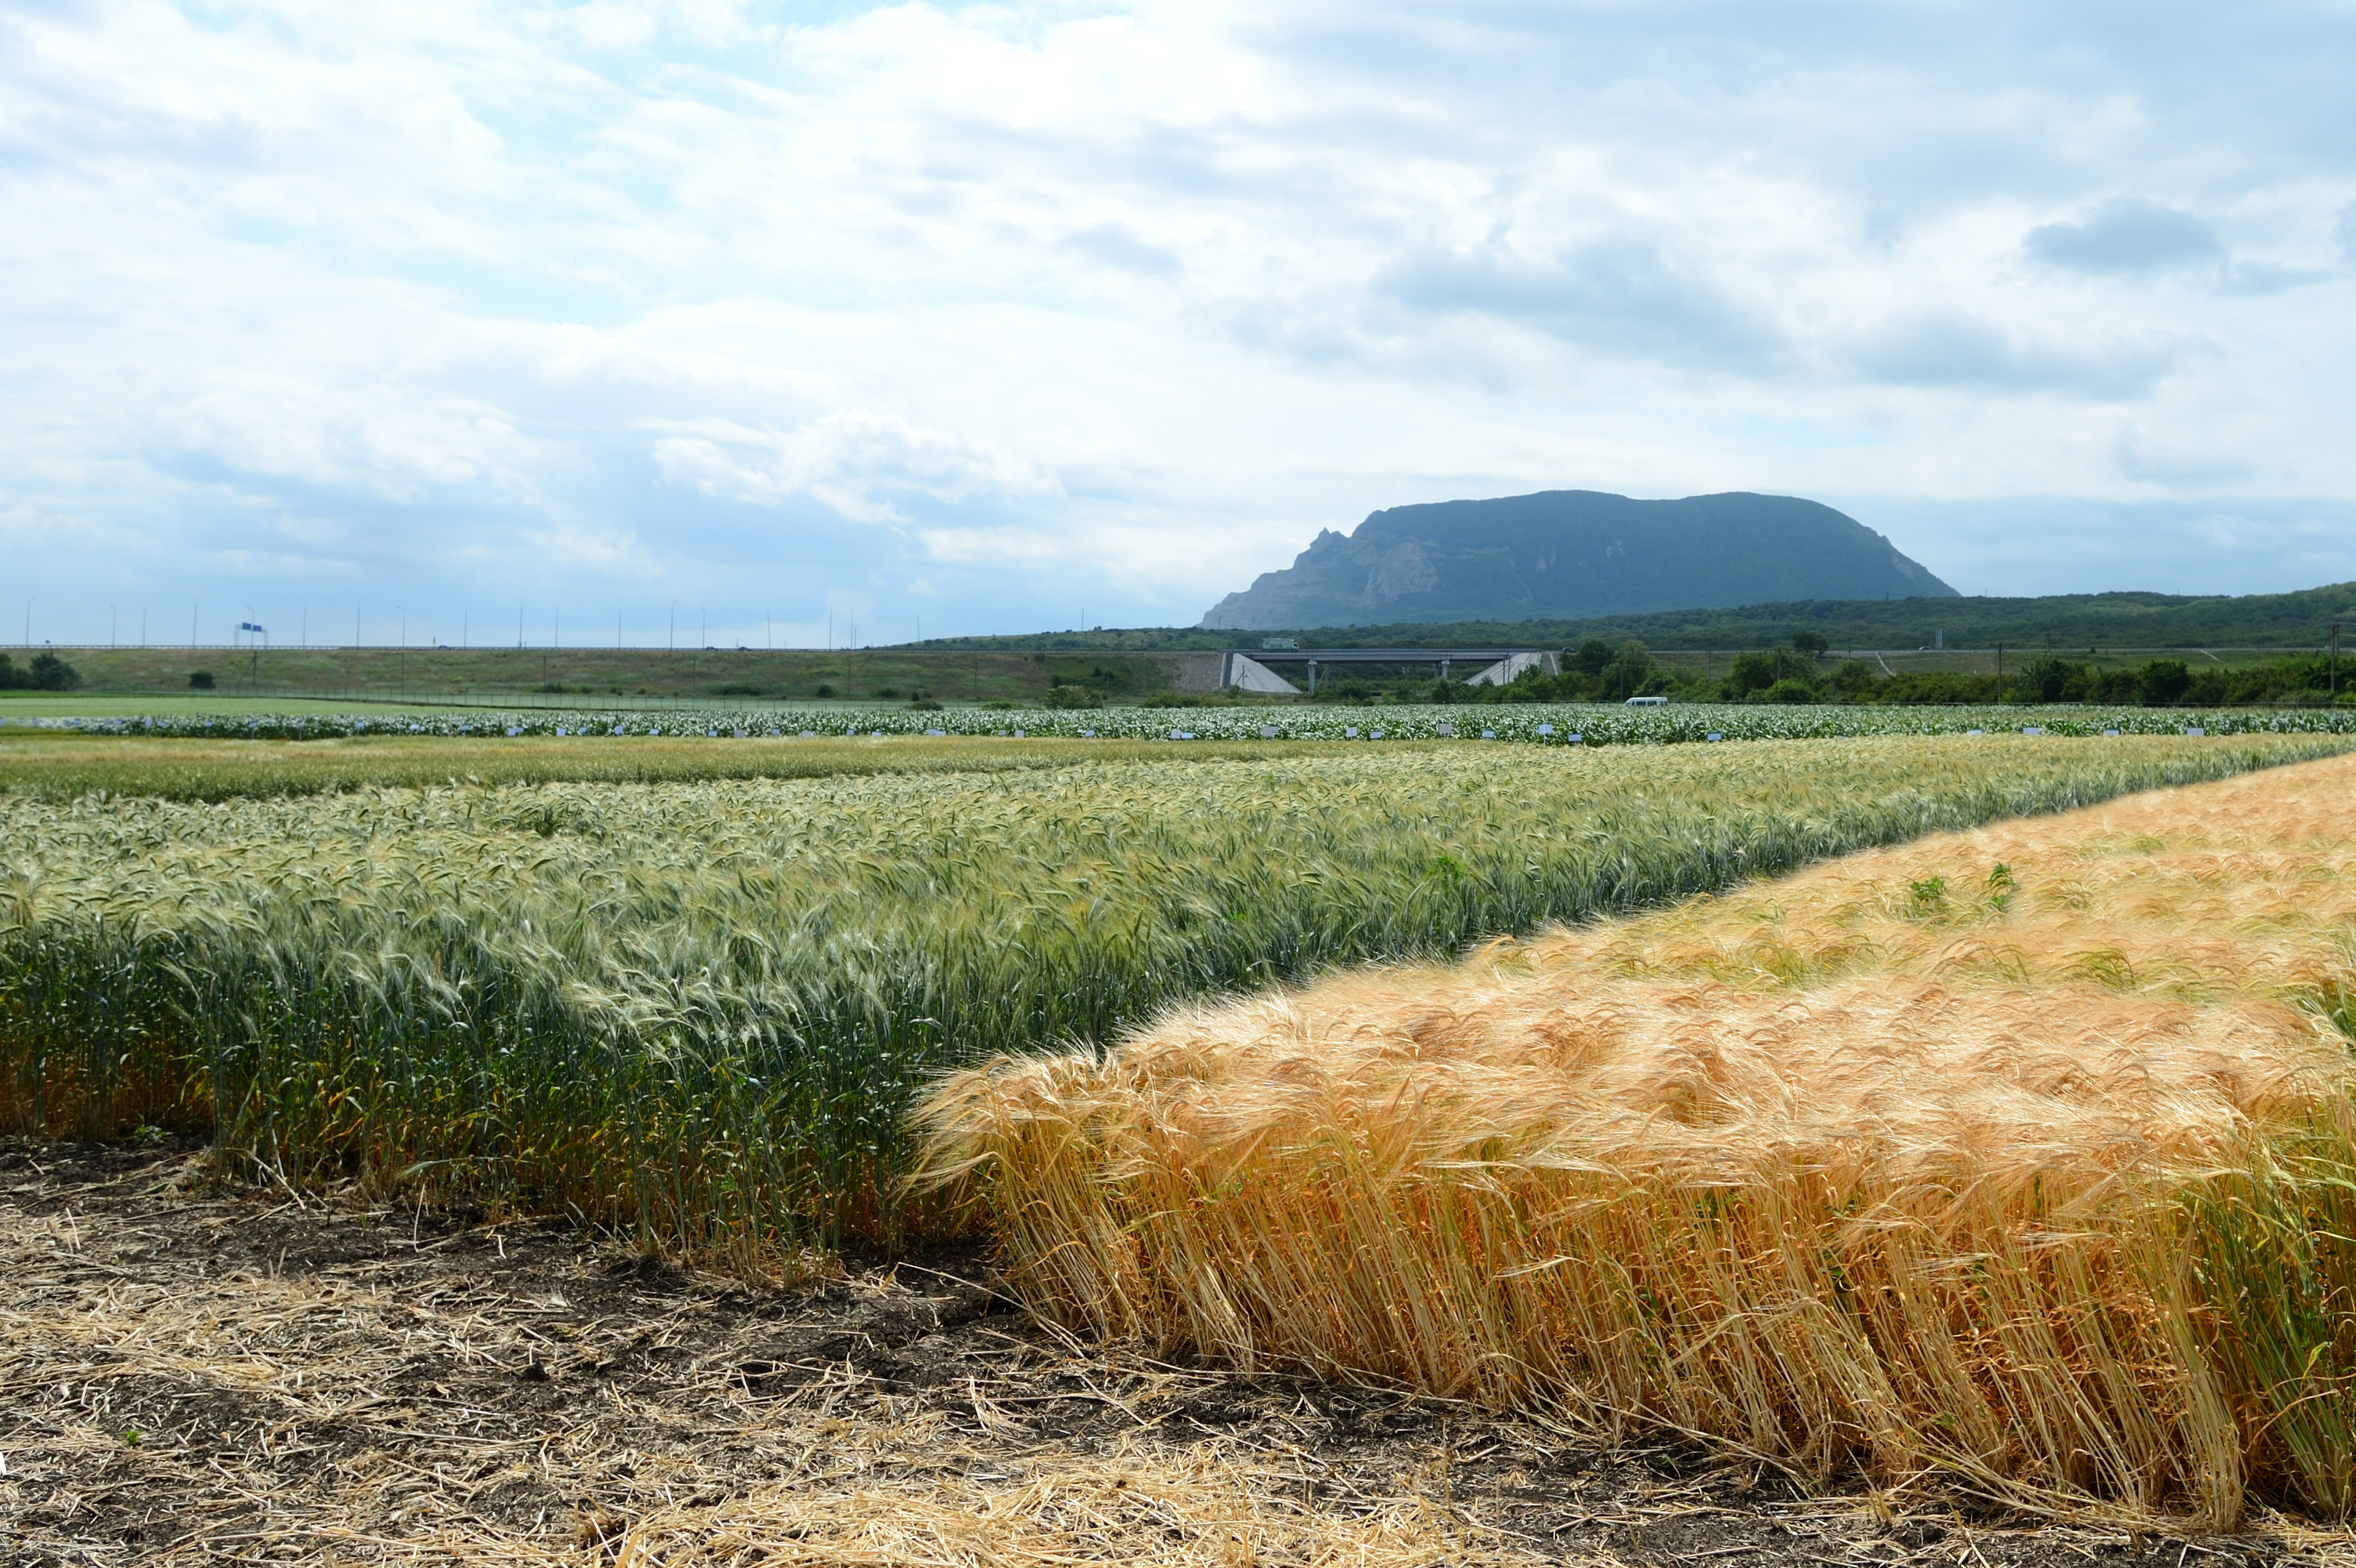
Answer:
[1199, 490, 1956, 631]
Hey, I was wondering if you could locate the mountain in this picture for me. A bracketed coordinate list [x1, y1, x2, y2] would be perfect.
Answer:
[1197, 490, 1957, 630]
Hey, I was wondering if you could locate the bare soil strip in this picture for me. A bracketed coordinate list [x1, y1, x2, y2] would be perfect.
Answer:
[6, 1141, 2349, 1565]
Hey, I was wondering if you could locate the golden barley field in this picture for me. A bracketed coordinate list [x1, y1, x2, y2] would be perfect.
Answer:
[919, 750, 2356, 1528]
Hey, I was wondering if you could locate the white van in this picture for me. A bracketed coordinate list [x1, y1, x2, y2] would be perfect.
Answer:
[1624, 695, 1668, 706]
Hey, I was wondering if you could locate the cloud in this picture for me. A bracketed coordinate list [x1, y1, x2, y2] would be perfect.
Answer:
[155, 382, 541, 504]
[1370, 238, 1786, 372]
[2219, 260, 2330, 296]
[1845, 310, 2193, 399]
[1062, 225, 1180, 275]
[647, 412, 1062, 523]
[2024, 199, 2225, 275]
[2113, 424, 2251, 487]
[1842, 494, 2356, 598]
[6, 0, 2356, 643]
[915, 526, 1074, 564]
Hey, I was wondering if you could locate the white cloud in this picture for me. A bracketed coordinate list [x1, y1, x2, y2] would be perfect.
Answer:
[2024, 199, 2224, 275]
[2, 0, 2353, 644]
[1843, 312, 2200, 399]
[647, 412, 1061, 522]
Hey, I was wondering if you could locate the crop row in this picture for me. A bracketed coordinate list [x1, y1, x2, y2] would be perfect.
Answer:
[8, 700, 2354, 745]
[3, 735, 2347, 1273]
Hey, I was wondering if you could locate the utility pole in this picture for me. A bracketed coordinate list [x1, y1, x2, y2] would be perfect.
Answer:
[1995, 643, 2003, 706]
[21, 597, 29, 648]
[2332, 618, 2343, 699]
[193, 600, 199, 650]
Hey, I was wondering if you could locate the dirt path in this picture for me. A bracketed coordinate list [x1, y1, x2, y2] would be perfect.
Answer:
[3, 1139, 2343, 1566]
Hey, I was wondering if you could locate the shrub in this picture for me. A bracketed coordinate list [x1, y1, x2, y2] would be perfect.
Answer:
[2186, 668, 2233, 705]
[1569, 638, 1616, 676]
[2140, 658, 2194, 706]
[1044, 685, 1101, 710]
[1830, 660, 1881, 698]
[2016, 655, 2088, 703]
[1726, 647, 1818, 700]
[188, 671, 215, 690]
[24, 653, 78, 691]
[1597, 641, 1656, 701]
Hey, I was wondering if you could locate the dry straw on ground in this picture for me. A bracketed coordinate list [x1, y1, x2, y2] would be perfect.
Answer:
[0, 1143, 1718, 1567]
[919, 751, 2356, 1530]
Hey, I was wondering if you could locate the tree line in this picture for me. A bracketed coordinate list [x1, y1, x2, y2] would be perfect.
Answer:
[0, 653, 80, 691]
[1285, 636, 2350, 708]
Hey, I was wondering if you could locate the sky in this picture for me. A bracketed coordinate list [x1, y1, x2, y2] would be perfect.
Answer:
[5, 0, 2355, 649]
